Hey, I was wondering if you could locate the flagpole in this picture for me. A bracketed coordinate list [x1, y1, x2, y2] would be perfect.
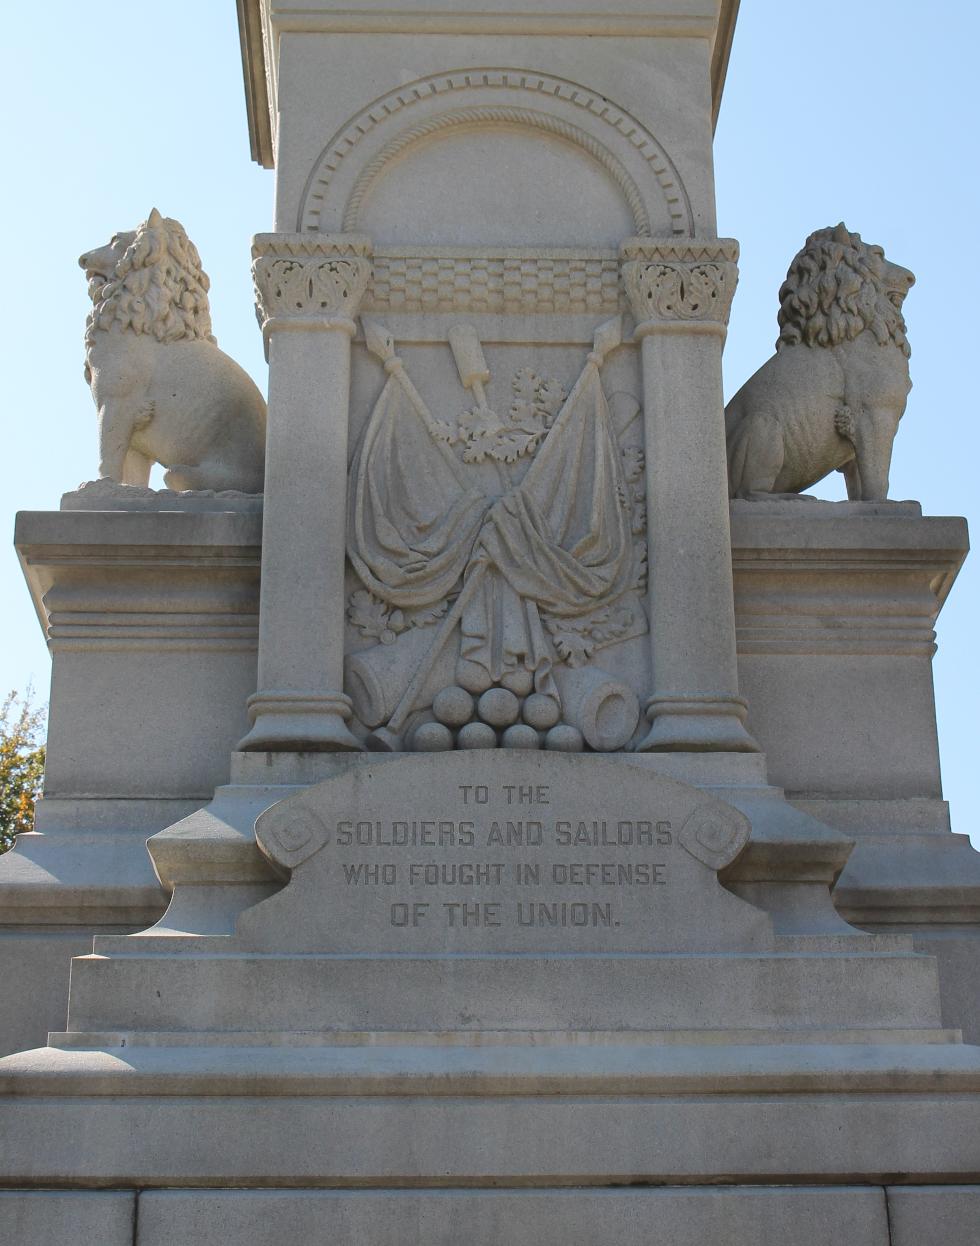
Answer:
[362, 319, 469, 487]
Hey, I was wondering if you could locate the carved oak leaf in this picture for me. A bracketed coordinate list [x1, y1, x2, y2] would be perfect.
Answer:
[621, 446, 645, 484]
[458, 405, 502, 439]
[451, 370, 568, 465]
[632, 541, 648, 593]
[590, 607, 634, 643]
[347, 589, 402, 645]
[509, 370, 565, 438]
[508, 398, 543, 434]
[536, 377, 566, 424]
[549, 627, 595, 667]
[403, 600, 449, 629]
[429, 418, 458, 444]
[511, 367, 538, 406]
[461, 430, 500, 464]
[490, 430, 542, 463]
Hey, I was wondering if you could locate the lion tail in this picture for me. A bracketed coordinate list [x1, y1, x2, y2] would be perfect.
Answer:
[724, 389, 745, 439]
[726, 418, 750, 498]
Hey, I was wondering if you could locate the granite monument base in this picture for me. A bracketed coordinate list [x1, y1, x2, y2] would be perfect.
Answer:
[3, 1186, 980, 1246]
[2, 754, 978, 1243]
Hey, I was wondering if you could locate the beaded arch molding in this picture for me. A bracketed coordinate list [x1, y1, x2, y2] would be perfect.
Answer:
[298, 68, 695, 238]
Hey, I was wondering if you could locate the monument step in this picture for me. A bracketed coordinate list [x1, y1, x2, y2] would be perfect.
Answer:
[63, 950, 943, 1034]
[28, 1186, 977, 1246]
[51, 1025, 961, 1050]
[5, 1036, 980, 1098]
[1, 1038, 978, 1188]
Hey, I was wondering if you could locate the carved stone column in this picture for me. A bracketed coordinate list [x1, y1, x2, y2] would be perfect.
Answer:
[621, 238, 758, 753]
[239, 234, 372, 752]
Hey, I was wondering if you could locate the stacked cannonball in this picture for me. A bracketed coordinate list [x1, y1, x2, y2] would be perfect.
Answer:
[409, 682, 585, 752]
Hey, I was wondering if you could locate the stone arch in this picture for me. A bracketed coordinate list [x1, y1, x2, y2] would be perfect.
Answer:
[298, 68, 694, 238]
[342, 106, 650, 236]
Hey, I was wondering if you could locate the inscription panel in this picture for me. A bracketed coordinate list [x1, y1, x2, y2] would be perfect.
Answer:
[244, 753, 768, 954]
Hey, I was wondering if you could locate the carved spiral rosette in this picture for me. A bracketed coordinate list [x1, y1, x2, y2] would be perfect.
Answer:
[252, 234, 372, 337]
[620, 238, 738, 332]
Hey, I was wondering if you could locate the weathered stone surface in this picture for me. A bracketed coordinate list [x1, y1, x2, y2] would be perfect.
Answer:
[0, 933, 90, 1058]
[887, 1186, 980, 1246]
[0, 1191, 134, 1246]
[910, 932, 980, 1045]
[61, 479, 264, 512]
[1, 1067, 979, 1188]
[136, 1187, 889, 1246]
[61, 948, 944, 1035]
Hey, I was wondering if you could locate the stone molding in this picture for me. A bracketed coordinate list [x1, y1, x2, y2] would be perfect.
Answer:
[620, 237, 739, 332]
[240, 7, 742, 170]
[364, 246, 624, 316]
[731, 508, 966, 659]
[270, 9, 728, 38]
[16, 511, 261, 656]
[298, 68, 693, 236]
[251, 234, 373, 346]
[244, 690, 354, 726]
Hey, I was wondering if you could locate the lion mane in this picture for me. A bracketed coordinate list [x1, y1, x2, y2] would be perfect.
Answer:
[85, 212, 216, 365]
[775, 225, 910, 358]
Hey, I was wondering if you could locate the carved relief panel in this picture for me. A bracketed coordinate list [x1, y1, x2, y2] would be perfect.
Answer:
[343, 315, 647, 753]
[289, 67, 706, 754]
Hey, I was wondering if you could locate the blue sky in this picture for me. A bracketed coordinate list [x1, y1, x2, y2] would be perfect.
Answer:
[2, 2, 977, 844]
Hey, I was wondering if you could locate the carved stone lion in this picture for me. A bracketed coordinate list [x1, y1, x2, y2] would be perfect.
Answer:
[79, 209, 266, 491]
[725, 223, 914, 501]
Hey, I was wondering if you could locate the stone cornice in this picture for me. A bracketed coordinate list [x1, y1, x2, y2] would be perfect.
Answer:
[730, 506, 968, 657]
[711, 0, 740, 131]
[14, 510, 262, 653]
[238, 1, 742, 168]
[236, 0, 273, 168]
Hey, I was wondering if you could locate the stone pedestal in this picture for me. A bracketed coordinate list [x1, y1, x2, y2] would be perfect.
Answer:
[0, 508, 260, 1056]
[730, 500, 980, 1040]
[2, 753, 980, 1236]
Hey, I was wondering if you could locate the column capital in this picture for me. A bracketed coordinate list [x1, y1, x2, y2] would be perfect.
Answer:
[620, 237, 739, 336]
[252, 234, 373, 349]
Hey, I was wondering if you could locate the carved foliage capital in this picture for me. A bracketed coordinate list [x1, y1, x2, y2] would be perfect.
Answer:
[252, 234, 373, 328]
[620, 238, 739, 328]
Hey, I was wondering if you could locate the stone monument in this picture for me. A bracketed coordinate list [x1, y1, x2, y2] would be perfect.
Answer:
[1, 2, 979, 1243]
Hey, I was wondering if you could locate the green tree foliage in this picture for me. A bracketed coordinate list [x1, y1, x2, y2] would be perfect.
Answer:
[0, 690, 46, 854]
